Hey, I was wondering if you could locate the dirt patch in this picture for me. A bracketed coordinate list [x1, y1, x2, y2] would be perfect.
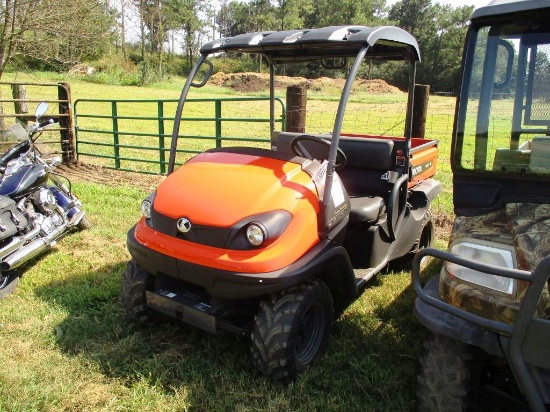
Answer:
[432, 210, 453, 241]
[209, 72, 402, 94]
[55, 162, 165, 192]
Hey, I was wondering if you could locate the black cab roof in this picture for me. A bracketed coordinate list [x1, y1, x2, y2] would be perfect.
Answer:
[199, 26, 420, 63]
[472, 0, 550, 20]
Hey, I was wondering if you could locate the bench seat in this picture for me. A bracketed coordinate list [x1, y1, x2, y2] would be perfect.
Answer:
[349, 196, 385, 224]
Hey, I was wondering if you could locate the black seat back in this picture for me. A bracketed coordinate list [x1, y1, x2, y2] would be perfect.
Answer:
[275, 132, 395, 196]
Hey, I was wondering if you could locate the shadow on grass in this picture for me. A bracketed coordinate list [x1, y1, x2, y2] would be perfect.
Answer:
[34, 261, 254, 391]
[311, 257, 444, 405]
[32, 257, 444, 410]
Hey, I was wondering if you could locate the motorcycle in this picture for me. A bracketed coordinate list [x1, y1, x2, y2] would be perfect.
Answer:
[0, 102, 90, 298]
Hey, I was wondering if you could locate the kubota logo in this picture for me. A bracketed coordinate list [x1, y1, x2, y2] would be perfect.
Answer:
[177, 217, 192, 233]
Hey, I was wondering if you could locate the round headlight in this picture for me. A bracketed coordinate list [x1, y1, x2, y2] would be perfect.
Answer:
[246, 223, 266, 246]
[141, 199, 152, 219]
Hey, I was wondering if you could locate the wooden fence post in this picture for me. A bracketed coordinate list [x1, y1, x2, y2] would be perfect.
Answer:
[11, 84, 28, 127]
[58, 82, 76, 164]
[286, 86, 307, 133]
[411, 84, 430, 138]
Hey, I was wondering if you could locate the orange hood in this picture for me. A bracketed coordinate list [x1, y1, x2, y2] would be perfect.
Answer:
[154, 151, 320, 226]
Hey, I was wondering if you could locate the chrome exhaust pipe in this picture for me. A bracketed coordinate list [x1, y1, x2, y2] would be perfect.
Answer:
[1, 225, 67, 271]
[0, 224, 41, 264]
[0, 237, 23, 259]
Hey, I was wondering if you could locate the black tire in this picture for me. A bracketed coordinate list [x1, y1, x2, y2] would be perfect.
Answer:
[251, 279, 334, 381]
[77, 215, 92, 230]
[121, 259, 157, 325]
[0, 271, 20, 299]
[417, 334, 476, 411]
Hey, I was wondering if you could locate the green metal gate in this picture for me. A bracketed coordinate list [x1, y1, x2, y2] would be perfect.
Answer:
[74, 97, 286, 175]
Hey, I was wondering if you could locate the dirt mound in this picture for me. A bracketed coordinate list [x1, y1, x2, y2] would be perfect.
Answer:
[210, 72, 402, 94]
[210, 72, 306, 92]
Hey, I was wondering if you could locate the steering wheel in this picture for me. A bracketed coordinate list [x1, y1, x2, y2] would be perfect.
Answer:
[290, 135, 347, 170]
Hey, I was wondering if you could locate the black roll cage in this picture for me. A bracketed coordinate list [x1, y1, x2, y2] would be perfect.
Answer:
[168, 25, 421, 238]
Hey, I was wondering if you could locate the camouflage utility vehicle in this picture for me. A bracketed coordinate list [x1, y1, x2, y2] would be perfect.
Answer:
[413, 1, 550, 411]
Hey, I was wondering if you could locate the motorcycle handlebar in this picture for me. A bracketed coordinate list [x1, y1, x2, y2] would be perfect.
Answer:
[38, 119, 55, 129]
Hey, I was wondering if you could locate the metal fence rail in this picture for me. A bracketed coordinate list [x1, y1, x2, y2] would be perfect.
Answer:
[74, 97, 286, 175]
[0, 82, 75, 163]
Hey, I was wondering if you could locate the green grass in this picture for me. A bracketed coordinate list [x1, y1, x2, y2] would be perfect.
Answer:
[0, 180, 446, 411]
[0, 71, 455, 411]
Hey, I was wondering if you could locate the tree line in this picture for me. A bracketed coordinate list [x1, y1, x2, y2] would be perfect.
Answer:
[0, 0, 475, 92]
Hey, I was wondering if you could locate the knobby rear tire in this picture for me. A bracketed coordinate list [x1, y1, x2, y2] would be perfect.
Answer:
[390, 210, 434, 271]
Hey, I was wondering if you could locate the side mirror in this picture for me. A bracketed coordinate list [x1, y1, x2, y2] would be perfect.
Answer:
[35, 102, 49, 119]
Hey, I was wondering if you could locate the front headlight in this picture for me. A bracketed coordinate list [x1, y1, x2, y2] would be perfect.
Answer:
[140, 191, 156, 220]
[446, 238, 517, 295]
[141, 199, 152, 219]
[226, 210, 292, 250]
[246, 223, 266, 246]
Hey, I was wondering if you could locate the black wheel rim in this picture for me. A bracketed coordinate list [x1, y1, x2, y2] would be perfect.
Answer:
[296, 302, 326, 364]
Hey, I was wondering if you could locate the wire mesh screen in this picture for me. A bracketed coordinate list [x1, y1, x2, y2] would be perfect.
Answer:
[525, 43, 550, 126]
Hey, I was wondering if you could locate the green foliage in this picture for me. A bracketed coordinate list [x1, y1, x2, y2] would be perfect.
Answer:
[211, 55, 266, 75]
[161, 55, 191, 77]
[83, 55, 141, 86]
[2, 0, 476, 94]
[389, 0, 474, 92]
[306, 0, 388, 27]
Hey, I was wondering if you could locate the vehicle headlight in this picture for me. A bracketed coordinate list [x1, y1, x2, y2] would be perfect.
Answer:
[226, 210, 292, 250]
[446, 239, 517, 295]
[141, 199, 152, 219]
[246, 223, 266, 246]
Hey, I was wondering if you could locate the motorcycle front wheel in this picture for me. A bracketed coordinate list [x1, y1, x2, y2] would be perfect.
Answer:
[77, 216, 92, 230]
[0, 271, 20, 299]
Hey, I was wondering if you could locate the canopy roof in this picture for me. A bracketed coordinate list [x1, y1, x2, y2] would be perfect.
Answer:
[200, 26, 420, 63]
[472, 0, 550, 21]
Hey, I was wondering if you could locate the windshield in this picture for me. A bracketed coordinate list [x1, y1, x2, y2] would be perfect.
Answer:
[455, 19, 550, 178]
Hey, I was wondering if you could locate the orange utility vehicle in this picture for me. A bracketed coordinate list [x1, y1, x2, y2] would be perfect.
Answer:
[412, 1, 550, 410]
[123, 26, 440, 380]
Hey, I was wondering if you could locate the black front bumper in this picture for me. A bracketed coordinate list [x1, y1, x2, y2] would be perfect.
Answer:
[127, 225, 356, 301]
[414, 275, 504, 357]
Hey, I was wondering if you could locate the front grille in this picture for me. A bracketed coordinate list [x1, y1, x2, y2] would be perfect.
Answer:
[149, 208, 234, 248]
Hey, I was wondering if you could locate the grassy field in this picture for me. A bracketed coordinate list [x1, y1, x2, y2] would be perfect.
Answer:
[1, 70, 456, 216]
[0, 71, 456, 411]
